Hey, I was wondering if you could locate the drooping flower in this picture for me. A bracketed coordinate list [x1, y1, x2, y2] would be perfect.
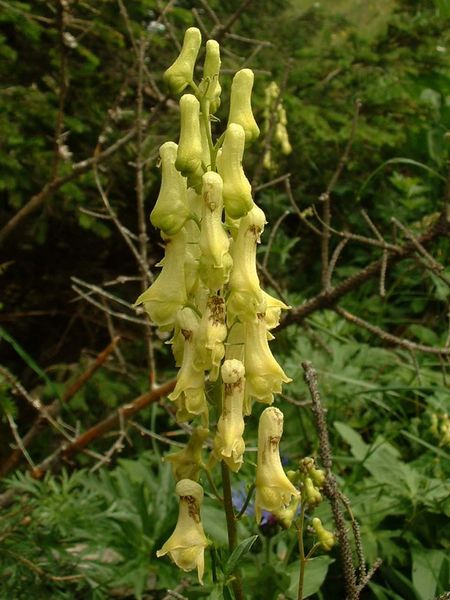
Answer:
[156, 479, 208, 583]
[163, 27, 202, 95]
[227, 69, 260, 144]
[244, 314, 291, 405]
[261, 290, 290, 330]
[216, 123, 254, 219]
[213, 359, 246, 472]
[168, 307, 208, 423]
[226, 204, 266, 324]
[165, 427, 210, 482]
[255, 407, 299, 524]
[134, 230, 187, 330]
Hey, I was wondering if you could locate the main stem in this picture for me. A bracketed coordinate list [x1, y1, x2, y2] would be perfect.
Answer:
[221, 461, 244, 600]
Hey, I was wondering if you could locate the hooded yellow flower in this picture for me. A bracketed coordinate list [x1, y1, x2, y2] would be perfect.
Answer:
[213, 359, 246, 472]
[226, 204, 266, 324]
[165, 427, 209, 482]
[255, 407, 299, 523]
[169, 307, 208, 423]
[156, 479, 208, 583]
[244, 314, 291, 404]
[134, 230, 187, 330]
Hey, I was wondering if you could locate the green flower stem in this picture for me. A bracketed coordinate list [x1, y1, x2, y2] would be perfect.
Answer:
[199, 98, 216, 170]
[202, 463, 223, 502]
[295, 508, 306, 600]
[235, 483, 255, 520]
[221, 461, 244, 600]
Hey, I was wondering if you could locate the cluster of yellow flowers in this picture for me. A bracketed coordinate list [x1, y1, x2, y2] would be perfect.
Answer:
[263, 81, 292, 170]
[134, 28, 331, 584]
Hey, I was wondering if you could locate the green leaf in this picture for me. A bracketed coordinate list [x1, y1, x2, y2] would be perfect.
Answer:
[412, 548, 447, 600]
[334, 421, 368, 461]
[286, 556, 334, 599]
[224, 535, 259, 578]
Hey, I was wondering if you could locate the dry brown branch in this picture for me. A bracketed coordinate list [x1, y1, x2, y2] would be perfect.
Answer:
[262, 209, 290, 270]
[0, 337, 120, 478]
[0, 378, 177, 508]
[335, 306, 450, 356]
[278, 211, 449, 331]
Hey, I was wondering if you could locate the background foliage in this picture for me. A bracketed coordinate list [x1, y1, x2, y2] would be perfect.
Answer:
[1, 0, 449, 598]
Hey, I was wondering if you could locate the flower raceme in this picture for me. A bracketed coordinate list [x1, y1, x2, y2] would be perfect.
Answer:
[141, 27, 298, 584]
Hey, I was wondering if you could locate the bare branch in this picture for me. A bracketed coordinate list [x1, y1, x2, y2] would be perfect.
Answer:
[335, 306, 450, 356]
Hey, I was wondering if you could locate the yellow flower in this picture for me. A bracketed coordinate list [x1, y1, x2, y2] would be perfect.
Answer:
[165, 427, 209, 481]
[156, 479, 208, 583]
[255, 407, 299, 523]
[134, 230, 187, 330]
[261, 290, 290, 330]
[150, 142, 190, 236]
[213, 359, 246, 472]
[216, 123, 254, 219]
[244, 314, 291, 404]
[195, 294, 227, 381]
[176, 94, 203, 182]
[198, 172, 233, 291]
[199, 39, 221, 113]
[169, 308, 208, 423]
[226, 204, 266, 324]
[227, 69, 260, 144]
[163, 27, 202, 95]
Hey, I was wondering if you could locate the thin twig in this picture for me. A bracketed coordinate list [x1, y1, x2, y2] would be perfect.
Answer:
[262, 209, 290, 270]
[278, 211, 449, 331]
[0, 337, 120, 477]
[320, 99, 361, 290]
[335, 305, 450, 356]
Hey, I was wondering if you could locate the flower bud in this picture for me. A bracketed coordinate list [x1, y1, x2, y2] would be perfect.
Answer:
[213, 360, 246, 472]
[216, 123, 254, 219]
[134, 230, 187, 330]
[303, 476, 322, 507]
[195, 295, 227, 380]
[165, 427, 209, 482]
[312, 517, 335, 552]
[150, 142, 190, 235]
[175, 94, 203, 179]
[227, 204, 266, 324]
[227, 69, 260, 144]
[255, 407, 299, 523]
[199, 39, 221, 113]
[156, 479, 208, 583]
[169, 308, 208, 423]
[244, 314, 292, 404]
[198, 172, 233, 291]
[163, 27, 202, 94]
